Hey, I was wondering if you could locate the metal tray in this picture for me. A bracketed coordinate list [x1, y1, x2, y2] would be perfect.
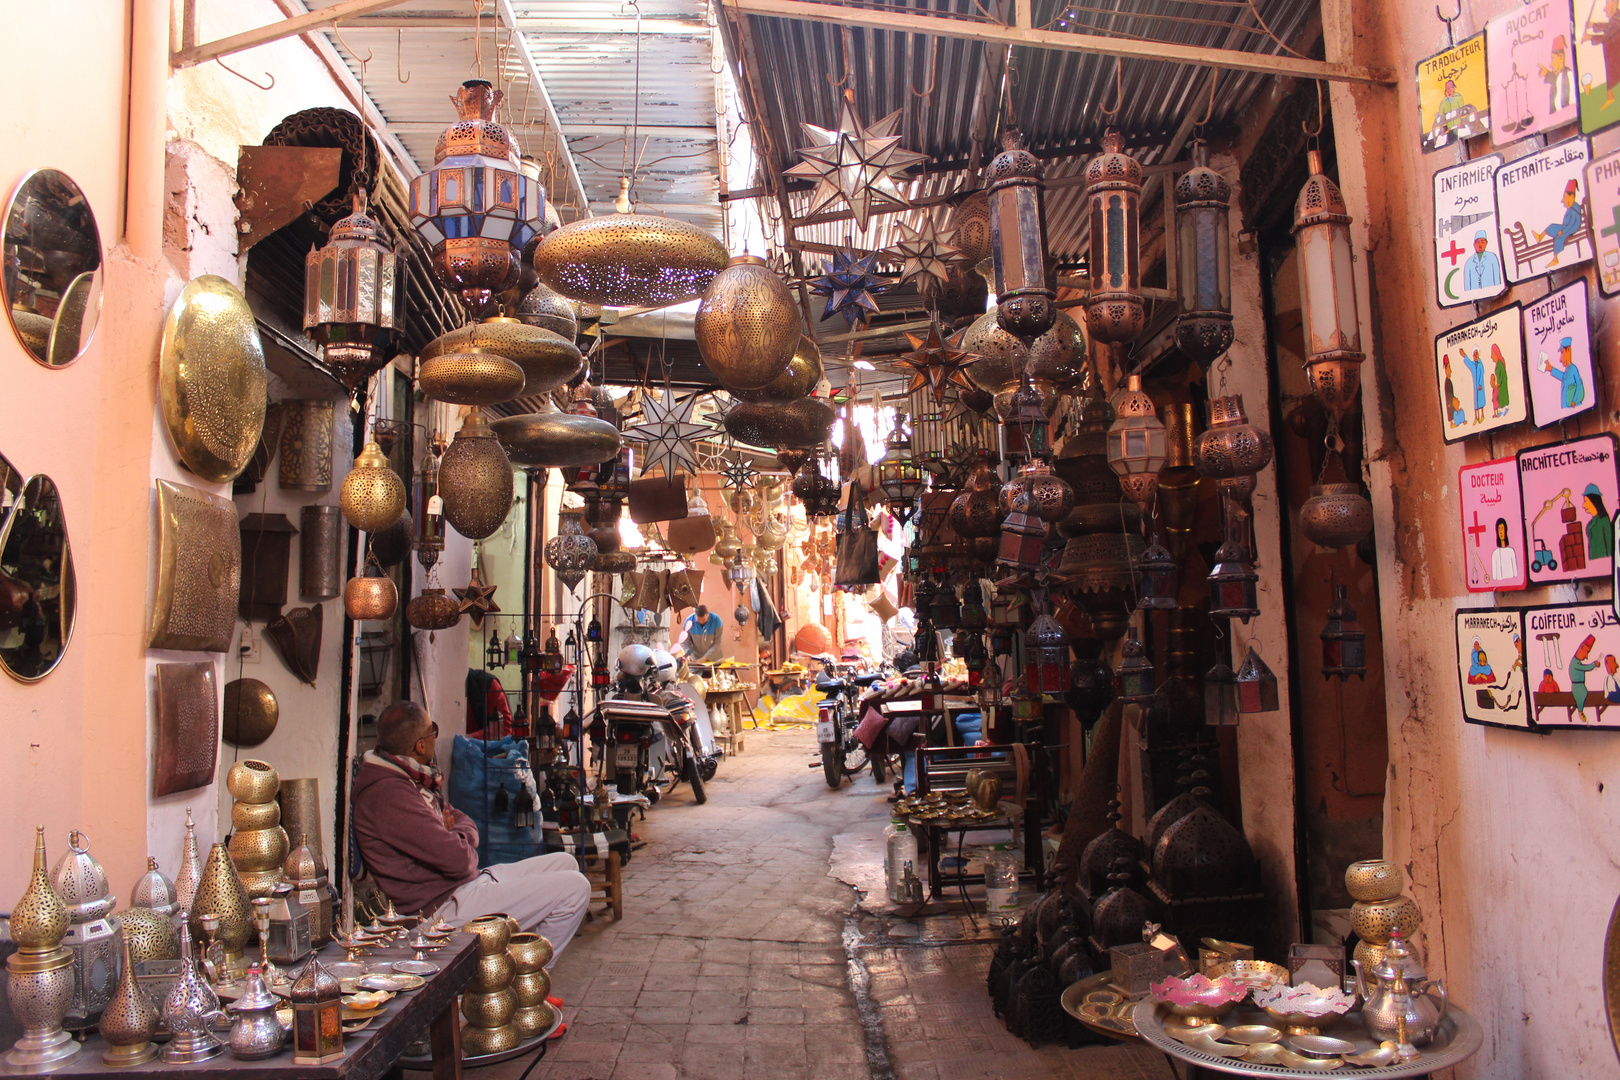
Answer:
[1132, 999, 1483, 1078]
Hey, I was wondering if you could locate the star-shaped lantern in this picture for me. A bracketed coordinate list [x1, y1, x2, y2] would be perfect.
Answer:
[785, 95, 928, 231]
[623, 390, 709, 478]
[891, 219, 960, 292]
[453, 568, 501, 627]
[721, 458, 756, 491]
[810, 248, 891, 328]
[898, 321, 973, 402]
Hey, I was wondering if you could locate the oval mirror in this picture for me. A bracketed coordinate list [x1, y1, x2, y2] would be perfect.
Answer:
[4, 169, 103, 367]
[0, 473, 76, 681]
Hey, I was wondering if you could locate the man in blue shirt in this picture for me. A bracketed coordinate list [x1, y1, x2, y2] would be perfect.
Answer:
[1534, 179, 1585, 268]
[1539, 337, 1585, 410]
[680, 604, 724, 662]
[1463, 348, 1487, 424]
[1463, 230, 1502, 290]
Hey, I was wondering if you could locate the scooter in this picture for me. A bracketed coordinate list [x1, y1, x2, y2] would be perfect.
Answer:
[813, 657, 885, 789]
[596, 646, 709, 805]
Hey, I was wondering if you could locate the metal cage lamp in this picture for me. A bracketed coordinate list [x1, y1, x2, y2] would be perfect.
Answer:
[1114, 633, 1156, 704]
[986, 130, 1056, 340]
[1321, 584, 1367, 680]
[1203, 660, 1239, 726]
[1106, 375, 1168, 514]
[1173, 141, 1233, 366]
[1235, 645, 1280, 713]
[1136, 534, 1178, 610]
[1207, 539, 1259, 623]
[1293, 147, 1364, 422]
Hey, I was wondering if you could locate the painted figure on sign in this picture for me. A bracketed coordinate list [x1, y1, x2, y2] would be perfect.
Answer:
[1584, 484, 1615, 558]
[1534, 179, 1585, 267]
[1464, 230, 1502, 289]
[1571, 633, 1600, 720]
[1442, 355, 1465, 427]
[1538, 337, 1586, 408]
[1605, 654, 1620, 703]
[1468, 639, 1495, 683]
[1539, 667, 1562, 693]
[1543, 36, 1577, 112]
[1438, 77, 1466, 115]
[1491, 517, 1520, 582]
[1585, 0, 1620, 107]
[1490, 343, 1511, 417]
[1464, 348, 1487, 423]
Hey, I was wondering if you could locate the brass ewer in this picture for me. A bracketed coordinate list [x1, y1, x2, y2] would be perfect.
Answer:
[4, 827, 82, 1073]
[99, 938, 159, 1067]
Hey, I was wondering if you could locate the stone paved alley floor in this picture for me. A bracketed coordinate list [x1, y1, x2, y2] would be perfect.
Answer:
[448, 728, 1175, 1080]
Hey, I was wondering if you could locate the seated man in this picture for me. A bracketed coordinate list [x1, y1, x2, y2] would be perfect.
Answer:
[353, 701, 591, 961]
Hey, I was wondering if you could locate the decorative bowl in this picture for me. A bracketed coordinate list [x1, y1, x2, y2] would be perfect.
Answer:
[1253, 982, 1357, 1035]
[1344, 859, 1403, 902]
[460, 1022, 522, 1055]
[511, 1002, 557, 1040]
[460, 989, 518, 1029]
[467, 951, 515, 993]
[225, 759, 280, 803]
[1350, 895, 1422, 944]
[1150, 973, 1245, 1028]
[462, 916, 511, 956]
[506, 932, 553, 974]
[1208, 960, 1289, 994]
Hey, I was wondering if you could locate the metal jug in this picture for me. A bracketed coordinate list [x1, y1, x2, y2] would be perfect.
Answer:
[1356, 930, 1447, 1046]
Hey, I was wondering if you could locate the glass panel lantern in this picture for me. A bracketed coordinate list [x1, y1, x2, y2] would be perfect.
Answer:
[290, 957, 343, 1064]
[1321, 584, 1367, 680]
[1084, 129, 1145, 344]
[1173, 141, 1233, 366]
[1137, 534, 1178, 610]
[1234, 646, 1280, 713]
[1005, 379, 1051, 459]
[485, 630, 505, 670]
[1292, 148, 1364, 422]
[878, 430, 927, 525]
[986, 130, 1055, 339]
[1025, 608, 1071, 693]
[1207, 539, 1259, 623]
[1204, 661, 1239, 726]
[304, 192, 399, 392]
[415, 449, 445, 570]
[1106, 375, 1167, 513]
[1115, 633, 1155, 704]
[540, 627, 565, 675]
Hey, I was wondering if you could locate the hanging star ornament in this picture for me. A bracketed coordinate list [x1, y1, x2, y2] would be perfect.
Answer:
[785, 97, 928, 230]
[453, 567, 501, 627]
[810, 248, 892, 328]
[890, 219, 960, 292]
[897, 321, 974, 402]
[623, 390, 709, 477]
[721, 458, 756, 491]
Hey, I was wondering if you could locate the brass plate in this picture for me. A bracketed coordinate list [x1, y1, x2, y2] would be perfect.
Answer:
[222, 677, 278, 746]
[149, 479, 240, 652]
[159, 276, 268, 483]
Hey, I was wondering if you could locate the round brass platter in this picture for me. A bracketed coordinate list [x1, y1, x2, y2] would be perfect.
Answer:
[223, 677, 279, 747]
[490, 407, 622, 468]
[421, 318, 583, 395]
[159, 275, 268, 483]
[534, 214, 728, 307]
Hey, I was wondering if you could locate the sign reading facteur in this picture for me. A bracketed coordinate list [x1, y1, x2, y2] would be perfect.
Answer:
[1522, 278, 1595, 427]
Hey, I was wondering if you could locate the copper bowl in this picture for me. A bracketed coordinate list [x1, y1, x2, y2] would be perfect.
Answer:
[226, 759, 280, 803]
[462, 916, 511, 956]
[344, 573, 399, 621]
[511, 970, 551, 1008]
[227, 827, 289, 873]
[459, 1022, 522, 1055]
[1207, 960, 1289, 994]
[1344, 859, 1403, 902]
[506, 933, 553, 974]
[1350, 895, 1422, 944]
[230, 800, 282, 832]
[468, 951, 516, 994]
[511, 1002, 557, 1040]
[460, 988, 518, 1029]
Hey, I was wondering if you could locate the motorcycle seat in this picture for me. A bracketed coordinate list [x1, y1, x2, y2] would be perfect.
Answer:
[853, 672, 882, 687]
[815, 677, 850, 694]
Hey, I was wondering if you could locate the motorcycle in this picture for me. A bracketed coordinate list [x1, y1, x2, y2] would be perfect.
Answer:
[814, 658, 885, 789]
[596, 646, 709, 805]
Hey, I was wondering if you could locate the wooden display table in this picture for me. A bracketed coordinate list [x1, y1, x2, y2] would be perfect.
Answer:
[704, 686, 753, 753]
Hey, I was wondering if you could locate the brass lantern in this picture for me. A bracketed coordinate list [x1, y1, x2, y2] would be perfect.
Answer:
[539, 628, 564, 675]
[418, 348, 526, 408]
[694, 256, 801, 391]
[438, 410, 514, 540]
[407, 80, 544, 316]
[1136, 534, 1178, 610]
[304, 192, 399, 391]
[1173, 142, 1233, 366]
[1025, 608, 1071, 693]
[405, 587, 460, 630]
[1106, 376, 1167, 513]
[415, 448, 445, 569]
[1207, 539, 1259, 623]
[1194, 395, 1273, 483]
[1321, 584, 1367, 680]
[1204, 661, 1239, 726]
[986, 130, 1055, 339]
[289, 957, 343, 1064]
[1235, 646, 1279, 713]
[1084, 129, 1145, 344]
[1293, 149, 1364, 422]
[339, 440, 406, 532]
[544, 511, 597, 593]
[1114, 633, 1155, 704]
[1006, 380, 1051, 460]
[343, 557, 398, 620]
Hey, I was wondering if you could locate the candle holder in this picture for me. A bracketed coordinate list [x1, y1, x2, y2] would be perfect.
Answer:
[250, 899, 280, 987]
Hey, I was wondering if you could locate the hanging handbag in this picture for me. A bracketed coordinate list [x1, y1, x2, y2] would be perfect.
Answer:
[631, 568, 666, 612]
[834, 483, 881, 587]
[665, 492, 717, 554]
[667, 567, 699, 611]
[629, 471, 689, 524]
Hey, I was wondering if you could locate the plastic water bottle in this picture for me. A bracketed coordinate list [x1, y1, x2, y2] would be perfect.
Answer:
[885, 820, 919, 903]
[984, 843, 1020, 924]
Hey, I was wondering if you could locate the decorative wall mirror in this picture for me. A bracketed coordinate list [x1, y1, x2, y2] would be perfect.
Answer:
[4, 169, 103, 367]
[0, 473, 76, 681]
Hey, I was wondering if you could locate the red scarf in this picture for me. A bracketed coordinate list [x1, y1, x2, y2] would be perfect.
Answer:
[377, 749, 446, 813]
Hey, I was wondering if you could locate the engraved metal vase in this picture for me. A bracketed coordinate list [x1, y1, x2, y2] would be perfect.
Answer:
[174, 810, 204, 921]
[160, 923, 226, 1063]
[100, 938, 159, 1067]
[5, 827, 80, 1072]
[131, 857, 179, 917]
[191, 843, 252, 977]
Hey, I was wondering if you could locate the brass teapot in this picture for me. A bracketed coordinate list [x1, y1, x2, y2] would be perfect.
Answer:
[1354, 928, 1447, 1047]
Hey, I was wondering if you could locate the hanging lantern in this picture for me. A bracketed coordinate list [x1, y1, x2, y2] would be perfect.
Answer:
[1084, 129, 1145, 344]
[407, 80, 543, 317]
[928, 583, 959, 630]
[986, 130, 1056, 340]
[503, 629, 522, 666]
[729, 551, 752, 584]
[438, 409, 514, 540]
[1293, 148, 1364, 422]
[695, 256, 801, 391]
[1005, 380, 1051, 459]
[1025, 608, 1071, 693]
[1114, 634, 1155, 704]
[1020, 461, 1073, 523]
[1300, 482, 1373, 548]
[1136, 534, 1178, 610]
[1173, 141, 1233, 366]
[1321, 584, 1367, 680]
[959, 581, 989, 630]
[1106, 375, 1167, 513]
[339, 440, 406, 532]
[544, 510, 597, 593]
[343, 556, 398, 621]
[591, 644, 611, 689]
[405, 588, 460, 630]
[877, 422, 926, 524]
[1203, 661, 1239, 726]
[535, 213, 729, 308]
[1193, 395, 1273, 482]
[997, 476, 1049, 572]
[1207, 540, 1259, 623]
[586, 616, 602, 643]
[304, 192, 398, 391]
[540, 628, 565, 675]
[485, 629, 506, 670]
[418, 348, 525, 408]
[1235, 646, 1280, 712]
[415, 449, 445, 569]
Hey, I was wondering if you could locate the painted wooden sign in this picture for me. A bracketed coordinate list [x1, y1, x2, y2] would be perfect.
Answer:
[1575, 0, 1620, 135]
[1584, 146, 1620, 294]
[1434, 155, 1506, 307]
[1523, 278, 1596, 427]
[1459, 457, 1528, 593]
[1487, 0, 1579, 143]
[1494, 137, 1595, 283]
[1435, 303, 1528, 443]
[1418, 34, 1492, 152]
[1454, 607, 1531, 729]
[1524, 602, 1620, 727]
[1518, 433, 1620, 585]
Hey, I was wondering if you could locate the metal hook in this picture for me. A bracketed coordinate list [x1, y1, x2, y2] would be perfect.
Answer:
[215, 56, 275, 91]
[1301, 78, 1325, 137]
[1192, 69, 1218, 129]
[1436, 0, 1462, 46]
[1099, 57, 1123, 118]
[826, 25, 854, 90]
[397, 28, 411, 83]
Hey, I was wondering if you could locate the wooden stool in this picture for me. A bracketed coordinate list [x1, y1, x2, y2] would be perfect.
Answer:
[584, 850, 623, 921]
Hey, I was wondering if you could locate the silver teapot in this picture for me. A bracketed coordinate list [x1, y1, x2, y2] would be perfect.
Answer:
[160, 923, 226, 1063]
[1355, 930, 1447, 1046]
[228, 964, 285, 1060]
